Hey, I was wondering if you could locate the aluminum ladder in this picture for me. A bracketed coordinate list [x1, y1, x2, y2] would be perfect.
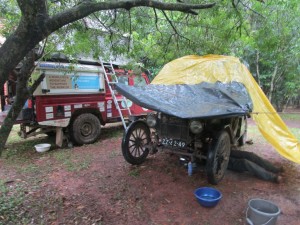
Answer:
[99, 58, 131, 130]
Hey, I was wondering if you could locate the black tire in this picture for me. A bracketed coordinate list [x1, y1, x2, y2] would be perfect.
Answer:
[122, 121, 150, 165]
[70, 113, 101, 145]
[206, 130, 231, 185]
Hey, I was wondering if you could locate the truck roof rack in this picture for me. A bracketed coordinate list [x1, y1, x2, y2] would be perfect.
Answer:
[45, 53, 121, 68]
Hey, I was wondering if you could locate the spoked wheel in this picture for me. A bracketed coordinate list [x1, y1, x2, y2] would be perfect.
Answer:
[122, 121, 151, 165]
[206, 130, 231, 185]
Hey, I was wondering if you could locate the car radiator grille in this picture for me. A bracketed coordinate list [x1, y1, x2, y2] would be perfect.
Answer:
[157, 115, 190, 141]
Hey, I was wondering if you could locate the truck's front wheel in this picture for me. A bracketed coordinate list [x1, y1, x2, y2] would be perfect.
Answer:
[206, 130, 231, 185]
[70, 113, 101, 145]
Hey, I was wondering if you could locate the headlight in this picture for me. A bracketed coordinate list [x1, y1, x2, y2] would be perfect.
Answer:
[146, 114, 157, 127]
[189, 120, 203, 134]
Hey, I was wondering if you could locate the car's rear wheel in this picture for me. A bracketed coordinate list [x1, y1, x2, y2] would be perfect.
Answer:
[206, 130, 231, 184]
[70, 113, 101, 145]
[122, 121, 150, 165]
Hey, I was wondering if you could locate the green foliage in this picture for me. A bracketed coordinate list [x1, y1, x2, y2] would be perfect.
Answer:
[0, 0, 20, 37]
[1, 0, 299, 106]
[231, 0, 300, 109]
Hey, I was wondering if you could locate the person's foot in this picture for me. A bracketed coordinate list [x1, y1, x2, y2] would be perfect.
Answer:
[274, 166, 284, 173]
[246, 139, 254, 145]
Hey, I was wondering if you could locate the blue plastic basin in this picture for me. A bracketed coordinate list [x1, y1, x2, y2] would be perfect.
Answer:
[194, 187, 222, 207]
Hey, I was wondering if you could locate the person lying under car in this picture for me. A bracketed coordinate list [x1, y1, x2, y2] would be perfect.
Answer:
[228, 150, 284, 183]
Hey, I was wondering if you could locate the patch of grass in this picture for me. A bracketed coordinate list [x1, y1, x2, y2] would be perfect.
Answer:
[4, 126, 55, 162]
[105, 129, 123, 139]
[6, 125, 52, 145]
[53, 149, 92, 172]
[101, 125, 123, 139]
[53, 148, 72, 161]
[128, 168, 140, 177]
[5, 126, 23, 143]
[0, 181, 29, 224]
[4, 139, 39, 159]
[2, 128, 55, 176]
[280, 113, 300, 121]
[65, 157, 91, 171]
[18, 164, 40, 174]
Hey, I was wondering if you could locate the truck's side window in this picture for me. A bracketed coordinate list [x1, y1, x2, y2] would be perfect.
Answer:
[118, 76, 129, 85]
[134, 76, 147, 87]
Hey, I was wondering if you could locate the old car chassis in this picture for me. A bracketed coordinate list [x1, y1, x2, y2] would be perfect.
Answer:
[122, 112, 248, 185]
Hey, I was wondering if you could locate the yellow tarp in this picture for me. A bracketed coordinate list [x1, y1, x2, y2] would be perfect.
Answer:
[152, 55, 300, 164]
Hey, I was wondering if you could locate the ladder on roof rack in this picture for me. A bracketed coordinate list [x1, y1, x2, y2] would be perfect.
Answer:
[99, 58, 131, 130]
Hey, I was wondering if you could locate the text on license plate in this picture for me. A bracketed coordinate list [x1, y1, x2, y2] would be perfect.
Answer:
[161, 138, 186, 147]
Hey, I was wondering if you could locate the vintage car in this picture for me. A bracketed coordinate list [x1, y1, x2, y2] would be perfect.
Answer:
[115, 55, 254, 184]
[116, 80, 252, 184]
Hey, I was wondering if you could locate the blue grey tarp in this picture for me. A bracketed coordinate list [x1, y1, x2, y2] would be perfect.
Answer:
[115, 81, 253, 119]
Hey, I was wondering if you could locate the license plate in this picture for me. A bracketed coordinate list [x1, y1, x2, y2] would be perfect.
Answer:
[161, 137, 186, 148]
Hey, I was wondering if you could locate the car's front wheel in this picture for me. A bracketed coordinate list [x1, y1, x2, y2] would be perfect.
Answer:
[206, 130, 231, 184]
[122, 121, 150, 165]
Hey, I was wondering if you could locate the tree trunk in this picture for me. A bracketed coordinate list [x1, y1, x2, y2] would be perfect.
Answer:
[268, 64, 278, 103]
[283, 97, 290, 111]
[0, 51, 44, 155]
[0, 92, 29, 154]
[255, 50, 260, 86]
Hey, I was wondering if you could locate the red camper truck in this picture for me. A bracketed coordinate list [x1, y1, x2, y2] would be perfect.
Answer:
[0, 59, 151, 146]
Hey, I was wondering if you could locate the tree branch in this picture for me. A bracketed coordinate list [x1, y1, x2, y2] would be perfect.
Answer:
[47, 0, 216, 33]
[108, 9, 118, 27]
[92, 13, 111, 33]
[162, 10, 179, 36]
[163, 35, 173, 61]
[162, 10, 193, 44]
[240, 0, 265, 18]
[152, 8, 163, 37]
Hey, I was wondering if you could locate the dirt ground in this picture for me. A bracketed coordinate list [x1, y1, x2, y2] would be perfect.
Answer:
[0, 114, 300, 225]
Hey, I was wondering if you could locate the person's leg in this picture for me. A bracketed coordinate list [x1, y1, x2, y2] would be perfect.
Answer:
[227, 157, 248, 172]
[230, 150, 281, 173]
[242, 159, 278, 182]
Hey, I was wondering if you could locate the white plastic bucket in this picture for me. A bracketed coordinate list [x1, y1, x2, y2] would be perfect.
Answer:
[246, 199, 280, 225]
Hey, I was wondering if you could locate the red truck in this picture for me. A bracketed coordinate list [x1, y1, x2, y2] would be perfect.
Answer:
[0, 59, 151, 146]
